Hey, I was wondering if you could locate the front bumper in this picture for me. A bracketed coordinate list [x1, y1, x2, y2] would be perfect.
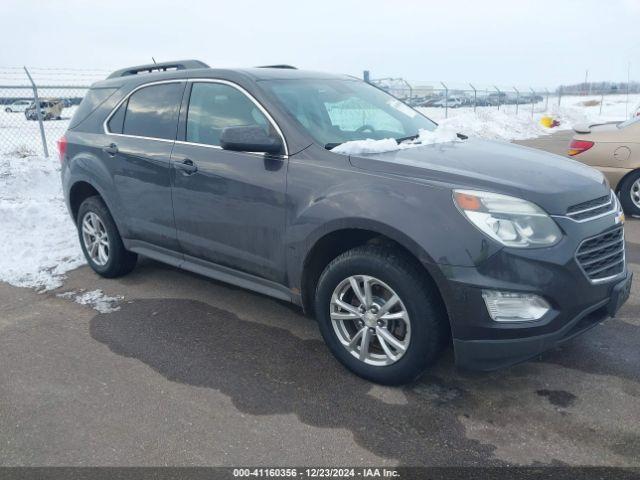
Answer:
[453, 270, 631, 370]
[439, 213, 631, 371]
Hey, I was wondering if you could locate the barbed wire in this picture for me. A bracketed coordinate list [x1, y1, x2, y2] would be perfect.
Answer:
[0, 66, 111, 72]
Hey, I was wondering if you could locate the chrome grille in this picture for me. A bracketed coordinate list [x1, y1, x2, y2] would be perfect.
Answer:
[576, 226, 625, 282]
[566, 192, 615, 222]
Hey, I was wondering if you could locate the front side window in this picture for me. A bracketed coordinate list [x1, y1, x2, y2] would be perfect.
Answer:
[260, 78, 436, 148]
[122, 82, 183, 140]
[186, 82, 270, 147]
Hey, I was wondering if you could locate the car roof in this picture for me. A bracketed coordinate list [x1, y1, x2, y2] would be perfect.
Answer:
[92, 66, 355, 89]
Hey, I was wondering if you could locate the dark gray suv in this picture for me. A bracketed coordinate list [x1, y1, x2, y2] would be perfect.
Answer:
[60, 60, 632, 384]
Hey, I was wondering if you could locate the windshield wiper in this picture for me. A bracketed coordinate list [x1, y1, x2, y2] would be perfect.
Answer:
[395, 134, 420, 143]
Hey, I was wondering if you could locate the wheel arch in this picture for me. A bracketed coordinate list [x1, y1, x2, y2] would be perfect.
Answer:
[69, 181, 102, 223]
[298, 221, 450, 324]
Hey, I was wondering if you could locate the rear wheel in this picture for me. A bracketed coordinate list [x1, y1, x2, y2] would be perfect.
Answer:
[618, 170, 640, 217]
[314, 245, 448, 385]
[77, 196, 137, 278]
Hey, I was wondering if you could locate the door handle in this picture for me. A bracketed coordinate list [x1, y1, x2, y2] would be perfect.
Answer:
[175, 158, 198, 175]
[102, 143, 118, 156]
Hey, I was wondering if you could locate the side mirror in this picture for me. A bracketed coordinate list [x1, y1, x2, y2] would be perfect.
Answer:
[220, 126, 284, 155]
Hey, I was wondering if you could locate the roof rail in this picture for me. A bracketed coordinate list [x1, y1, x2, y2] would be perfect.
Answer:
[107, 60, 210, 79]
[256, 64, 297, 69]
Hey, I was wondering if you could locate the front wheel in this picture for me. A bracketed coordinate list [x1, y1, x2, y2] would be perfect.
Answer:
[618, 170, 640, 217]
[315, 245, 448, 385]
[5, 108, 11, 113]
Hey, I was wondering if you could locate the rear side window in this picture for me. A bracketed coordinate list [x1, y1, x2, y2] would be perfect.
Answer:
[69, 87, 118, 129]
[185, 82, 270, 146]
[122, 82, 183, 140]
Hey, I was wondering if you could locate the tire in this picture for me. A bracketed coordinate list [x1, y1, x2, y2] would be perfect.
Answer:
[618, 170, 640, 217]
[77, 196, 137, 278]
[314, 245, 448, 385]
[5, 108, 11, 113]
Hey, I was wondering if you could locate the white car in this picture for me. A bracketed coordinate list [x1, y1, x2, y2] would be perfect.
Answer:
[4, 100, 31, 113]
[633, 101, 640, 118]
[433, 97, 463, 108]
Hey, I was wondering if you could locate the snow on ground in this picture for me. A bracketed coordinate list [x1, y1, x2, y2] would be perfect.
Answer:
[0, 106, 77, 158]
[0, 152, 84, 290]
[57, 289, 123, 313]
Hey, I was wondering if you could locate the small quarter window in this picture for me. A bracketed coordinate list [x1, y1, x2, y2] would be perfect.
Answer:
[69, 87, 118, 129]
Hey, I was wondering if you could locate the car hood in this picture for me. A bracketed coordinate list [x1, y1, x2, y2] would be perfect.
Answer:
[348, 138, 608, 215]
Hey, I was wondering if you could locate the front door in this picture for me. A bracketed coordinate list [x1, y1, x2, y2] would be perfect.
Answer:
[171, 81, 288, 283]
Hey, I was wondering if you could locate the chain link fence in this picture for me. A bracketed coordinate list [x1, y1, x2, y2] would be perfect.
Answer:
[0, 67, 108, 158]
[369, 78, 640, 121]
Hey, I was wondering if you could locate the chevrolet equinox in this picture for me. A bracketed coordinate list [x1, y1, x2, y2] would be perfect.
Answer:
[60, 60, 632, 384]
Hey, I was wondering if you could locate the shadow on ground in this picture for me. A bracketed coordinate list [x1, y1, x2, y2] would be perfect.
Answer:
[90, 298, 500, 466]
[90, 297, 640, 465]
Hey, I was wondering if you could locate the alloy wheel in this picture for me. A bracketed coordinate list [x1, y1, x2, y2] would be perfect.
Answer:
[330, 275, 411, 366]
[81, 212, 110, 266]
[631, 178, 640, 209]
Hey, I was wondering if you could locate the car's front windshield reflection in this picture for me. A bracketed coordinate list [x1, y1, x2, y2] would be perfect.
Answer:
[261, 78, 437, 149]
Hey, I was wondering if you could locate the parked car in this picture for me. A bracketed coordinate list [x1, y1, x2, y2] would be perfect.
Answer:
[4, 100, 31, 113]
[25, 99, 63, 120]
[417, 97, 443, 107]
[568, 117, 640, 215]
[432, 96, 463, 108]
[473, 96, 491, 107]
[486, 92, 507, 106]
[60, 60, 631, 385]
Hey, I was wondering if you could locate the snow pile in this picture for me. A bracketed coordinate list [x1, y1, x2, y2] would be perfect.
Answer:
[431, 109, 554, 141]
[417, 93, 640, 141]
[331, 126, 460, 155]
[58, 289, 123, 313]
[0, 154, 85, 290]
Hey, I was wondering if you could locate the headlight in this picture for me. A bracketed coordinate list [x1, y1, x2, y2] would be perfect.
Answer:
[453, 189, 562, 248]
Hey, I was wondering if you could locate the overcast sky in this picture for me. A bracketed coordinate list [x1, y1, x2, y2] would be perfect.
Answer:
[2, 0, 639, 88]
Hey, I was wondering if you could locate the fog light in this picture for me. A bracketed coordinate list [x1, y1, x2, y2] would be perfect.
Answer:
[482, 290, 550, 322]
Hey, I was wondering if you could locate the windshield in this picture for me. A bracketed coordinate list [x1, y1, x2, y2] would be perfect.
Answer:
[260, 78, 437, 148]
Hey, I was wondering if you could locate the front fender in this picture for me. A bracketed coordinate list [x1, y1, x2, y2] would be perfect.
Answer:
[284, 151, 501, 294]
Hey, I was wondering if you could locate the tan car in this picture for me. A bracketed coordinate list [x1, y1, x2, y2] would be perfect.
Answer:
[24, 98, 64, 121]
[568, 116, 640, 215]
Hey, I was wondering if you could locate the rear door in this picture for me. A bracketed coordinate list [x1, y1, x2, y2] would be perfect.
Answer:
[104, 81, 186, 252]
[170, 80, 288, 283]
